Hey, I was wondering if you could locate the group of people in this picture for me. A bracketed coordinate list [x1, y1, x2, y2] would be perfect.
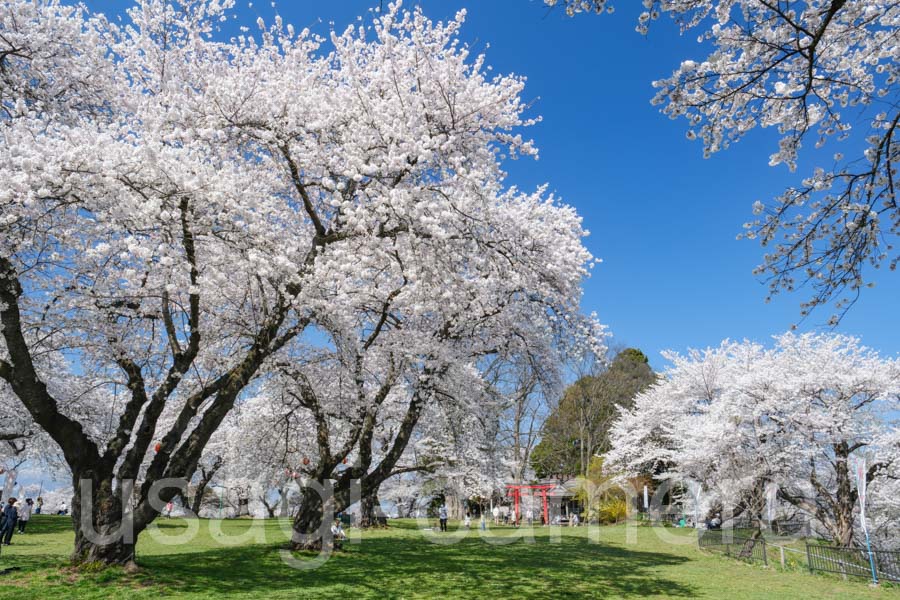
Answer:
[0, 497, 34, 546]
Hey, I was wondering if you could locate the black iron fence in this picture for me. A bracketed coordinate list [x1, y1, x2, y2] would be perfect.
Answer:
[771, 519, 808, 536]
[806, 543, 900, 583]
[698, 530, 768, 565]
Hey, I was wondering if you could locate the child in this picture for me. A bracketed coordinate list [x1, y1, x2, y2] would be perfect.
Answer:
[463, 513, 471, 529]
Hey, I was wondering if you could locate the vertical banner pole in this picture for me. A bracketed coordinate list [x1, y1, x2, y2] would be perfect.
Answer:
[856, 457, 878, 586]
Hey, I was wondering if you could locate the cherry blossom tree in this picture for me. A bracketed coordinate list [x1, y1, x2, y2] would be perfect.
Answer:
[0, 0, 604, 563]
[1, 0, 599, 564]
[609, 332, 900, 547]
[1, 0, 319, 565]
[648, 1, 900, 320]
[200, 3, 600, 550]
[553, 1, 900, 320]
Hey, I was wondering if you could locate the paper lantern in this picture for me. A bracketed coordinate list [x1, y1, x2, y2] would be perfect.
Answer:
[302, 457, 310, 466]
[154, 442, 162, 453]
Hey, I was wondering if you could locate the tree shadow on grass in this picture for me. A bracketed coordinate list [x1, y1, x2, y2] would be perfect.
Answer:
[0, 516, 76, 573]
[18, 515, 75, 535]
[135, 531, 698, 599]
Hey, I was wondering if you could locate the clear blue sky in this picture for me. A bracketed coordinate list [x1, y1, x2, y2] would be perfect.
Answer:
[85, 0, 900, 369]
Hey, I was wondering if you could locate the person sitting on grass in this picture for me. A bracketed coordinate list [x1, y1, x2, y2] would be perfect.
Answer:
[331, 520, 347, 541]
[0, 498, 18, 545]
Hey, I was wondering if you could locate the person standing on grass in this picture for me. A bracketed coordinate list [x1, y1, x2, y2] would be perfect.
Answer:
[34, 497, 43, 515]
[438, 504, 448, 532]
[17, 498, 33, 533]
[1, 498, 18, 545]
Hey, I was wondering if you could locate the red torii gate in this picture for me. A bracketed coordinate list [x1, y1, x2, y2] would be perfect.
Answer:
[505, 483, 554, 525]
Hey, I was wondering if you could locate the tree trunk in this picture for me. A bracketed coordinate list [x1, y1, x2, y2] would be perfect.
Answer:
[236, 497, 250, 517]
[359, 490, 381, 528]
[190, 458, 223, 517]
[190, 488, 205, 517]
[738, 527, 762, 559]
[70, 471, 138, 567]
[403, 495, 417, 518]
[832, 450, 856, 547]
[261, 497, 277, 519]
[278, 485, 291, 518]
[447, 491, 465, 520]
[290, 485, 336, 551]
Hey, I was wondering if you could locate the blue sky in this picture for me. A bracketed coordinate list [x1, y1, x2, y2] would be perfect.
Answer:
[84, 0, 900, 369]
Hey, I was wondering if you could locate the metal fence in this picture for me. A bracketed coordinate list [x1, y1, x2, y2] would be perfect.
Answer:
[806, 543, 900, 583]
[771, 519, 808, 536]
[698, 530, 768, 565]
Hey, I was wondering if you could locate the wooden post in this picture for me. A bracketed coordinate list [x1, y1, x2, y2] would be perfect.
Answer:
[780, 547, 785, 569]
[513, 487, 520, 525]
[541, 488, 549, 526]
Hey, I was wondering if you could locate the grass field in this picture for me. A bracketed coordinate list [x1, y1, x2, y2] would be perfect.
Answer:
[0, 515, 895, 599]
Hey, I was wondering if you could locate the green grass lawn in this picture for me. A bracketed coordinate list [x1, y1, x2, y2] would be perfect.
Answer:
[0, 515, 895, 599]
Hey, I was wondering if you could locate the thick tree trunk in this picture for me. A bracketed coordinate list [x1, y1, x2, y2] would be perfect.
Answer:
[830, 446, 856, 547]
[70, 472, 139, 567]
[359, 490, 382, 528]
[446, 490, 465, 520]
[288, 375, 433, 548]
[290, 485, 335, 551]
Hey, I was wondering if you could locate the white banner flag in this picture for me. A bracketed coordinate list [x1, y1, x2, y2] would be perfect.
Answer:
[2, 469, 17, 500]
[855, 457, 867, 535]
